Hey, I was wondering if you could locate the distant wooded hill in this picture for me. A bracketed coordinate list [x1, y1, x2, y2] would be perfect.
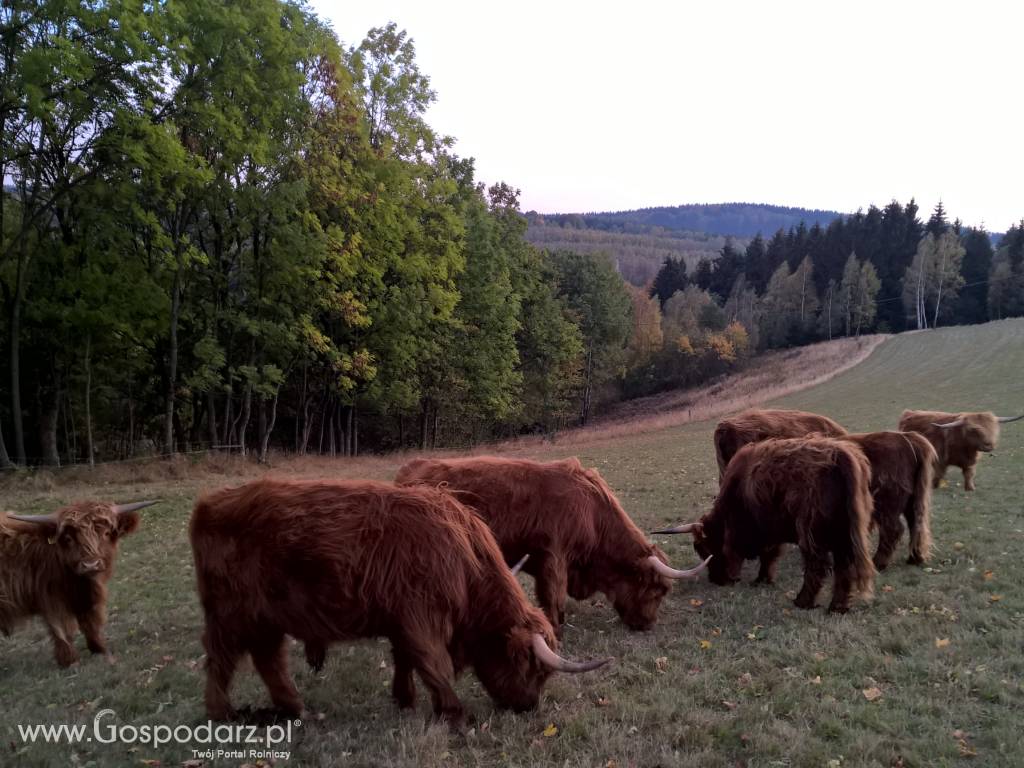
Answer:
[534, 203, 848, 239]
[525, 203, 845, 286]
[524, 214, 740, 286]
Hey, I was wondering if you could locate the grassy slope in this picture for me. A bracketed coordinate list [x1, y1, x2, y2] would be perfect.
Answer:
[3, 320, 1024, 768]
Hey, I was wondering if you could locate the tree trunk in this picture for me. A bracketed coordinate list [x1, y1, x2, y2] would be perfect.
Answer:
[826, 285, 833, 341]
[348, 404, 357, 456]
[398, 415, 406, 449]
[10, 240, 28, 465]
[39, 371, 62, 467]
[84, 337, 94, 467]
[420, 401, 430, 450]
[259, 390, 279, 463]
[0, 420, 10, 469]
[236, 383, 253, 457]
[580, 345, 594, 426]
[431, 406, 439, 450]
[317, 395, 327, 455]
[327, 401, 335, 457]
[206, 389, 218, 449]
[164, 267, 182, 455]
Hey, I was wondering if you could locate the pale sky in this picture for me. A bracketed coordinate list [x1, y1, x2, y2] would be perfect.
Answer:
[311, 0, 1024, 232]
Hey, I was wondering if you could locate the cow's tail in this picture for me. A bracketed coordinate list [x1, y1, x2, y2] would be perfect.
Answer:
[837, 443, 876, 600]
[907, 432, 936, 563]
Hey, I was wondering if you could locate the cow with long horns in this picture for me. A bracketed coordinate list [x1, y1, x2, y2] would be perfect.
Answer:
[190, 478, 608, 725]
[395, 456, 709, 633]
[655, 437, 875, 613]
[713, 408, 847, 481]
[837, 431, 938, 569]
[898, 409, 1023, 491]
[1, 500, 154, 666]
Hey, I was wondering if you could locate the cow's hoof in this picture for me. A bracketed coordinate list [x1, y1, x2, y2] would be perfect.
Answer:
[827, 603, 850, 615]
[906, 555, 925, 566]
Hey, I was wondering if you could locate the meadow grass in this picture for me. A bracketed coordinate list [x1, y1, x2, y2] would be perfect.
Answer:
[2, 319, 1023, 767]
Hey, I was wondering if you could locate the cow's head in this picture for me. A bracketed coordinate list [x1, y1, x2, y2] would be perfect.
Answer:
[10, 500, 154, 575]
[933, 412, 1022, 453]
[472, 611, 610, 712]
[593, 547, 711, 631]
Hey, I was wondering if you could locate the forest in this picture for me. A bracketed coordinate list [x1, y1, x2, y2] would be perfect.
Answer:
[0, 1, 640, 467]
[2, 1, 1022, 468]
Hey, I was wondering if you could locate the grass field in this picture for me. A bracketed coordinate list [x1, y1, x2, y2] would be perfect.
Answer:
[3, 319, 1023, 768]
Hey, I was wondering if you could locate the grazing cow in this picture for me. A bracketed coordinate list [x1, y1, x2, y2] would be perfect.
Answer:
[395, 456, 709, 633]
[1, 500, 154, 666]
[898, 409, 1023, 491]
[655, 437, 875, 613]
[714, 408, 847, 480]
[837, 431, 938, 569]
[190, 478, 608, 725]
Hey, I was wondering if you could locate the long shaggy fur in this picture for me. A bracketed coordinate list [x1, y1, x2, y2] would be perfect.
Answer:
[899, 409, 1002, 491]
[692, 437, 875, 613]
[0, 502, 140, 666]
[189, 478, 557, 724]
[714, 409, 847, 480]
[840, 431, 937, 568]
[396, 456, 677, 631]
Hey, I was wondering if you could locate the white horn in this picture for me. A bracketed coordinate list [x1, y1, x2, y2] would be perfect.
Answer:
[8, 512, 59, 526]
[510, 554, 529, 576]
[647, 554, 712, 580]
[933, 419, 965, 429]
[996, 414, 1024, 424]
[651, 522, 699, 535]
[111, 500, 160, 515]
[531, 633, 611, 673]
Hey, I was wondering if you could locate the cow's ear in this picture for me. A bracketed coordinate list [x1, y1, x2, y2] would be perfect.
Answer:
[116, 512, 141, 537]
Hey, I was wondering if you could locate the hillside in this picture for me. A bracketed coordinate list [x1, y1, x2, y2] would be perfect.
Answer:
[534, 202, 847, 239]
[524, 216, 739, 285]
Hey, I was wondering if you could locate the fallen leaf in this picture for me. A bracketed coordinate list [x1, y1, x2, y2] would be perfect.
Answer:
[989, 594, 1002, 602]
[737, 672, 753, 687]
[813, 652, 827, 661]
[596, 696, 611, 707]
[746, 632, 757, 640]
[810, 676, 822, 685]
[983, 570, 994, 581]
[655, 656, 669, 671]
[699, 640, 712, 650]
[935, 638, 951, 649]
[953, 541, 964, 550]
[939, 479, 949, 488]
[628, 725, 639, 735]
[542, 723, 558, 738]
[721, 700, 737, 710]
[862, 687, 883, 702]
[606, 761, 618, 768]
[882, 585, 895, 593]
[827, 760, 842, 768]
[689, 598, 704, 607]
[710, 627, 722, 637]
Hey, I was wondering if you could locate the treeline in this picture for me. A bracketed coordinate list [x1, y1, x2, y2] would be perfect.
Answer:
[634, 200, 1022, 396]
[563, 203, 847, 239]
[0, 2, 635, 467]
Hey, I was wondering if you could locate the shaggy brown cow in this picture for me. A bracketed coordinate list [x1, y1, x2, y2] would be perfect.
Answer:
[1, 500, 154, 666]
[395, 456, 709, 633]
[714, 408, 847, 480]
[837, 431, 938, 569]
[655, 437, 875, 613]
[899, 409, 1023, 491]
[190, 478, 608, 725]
